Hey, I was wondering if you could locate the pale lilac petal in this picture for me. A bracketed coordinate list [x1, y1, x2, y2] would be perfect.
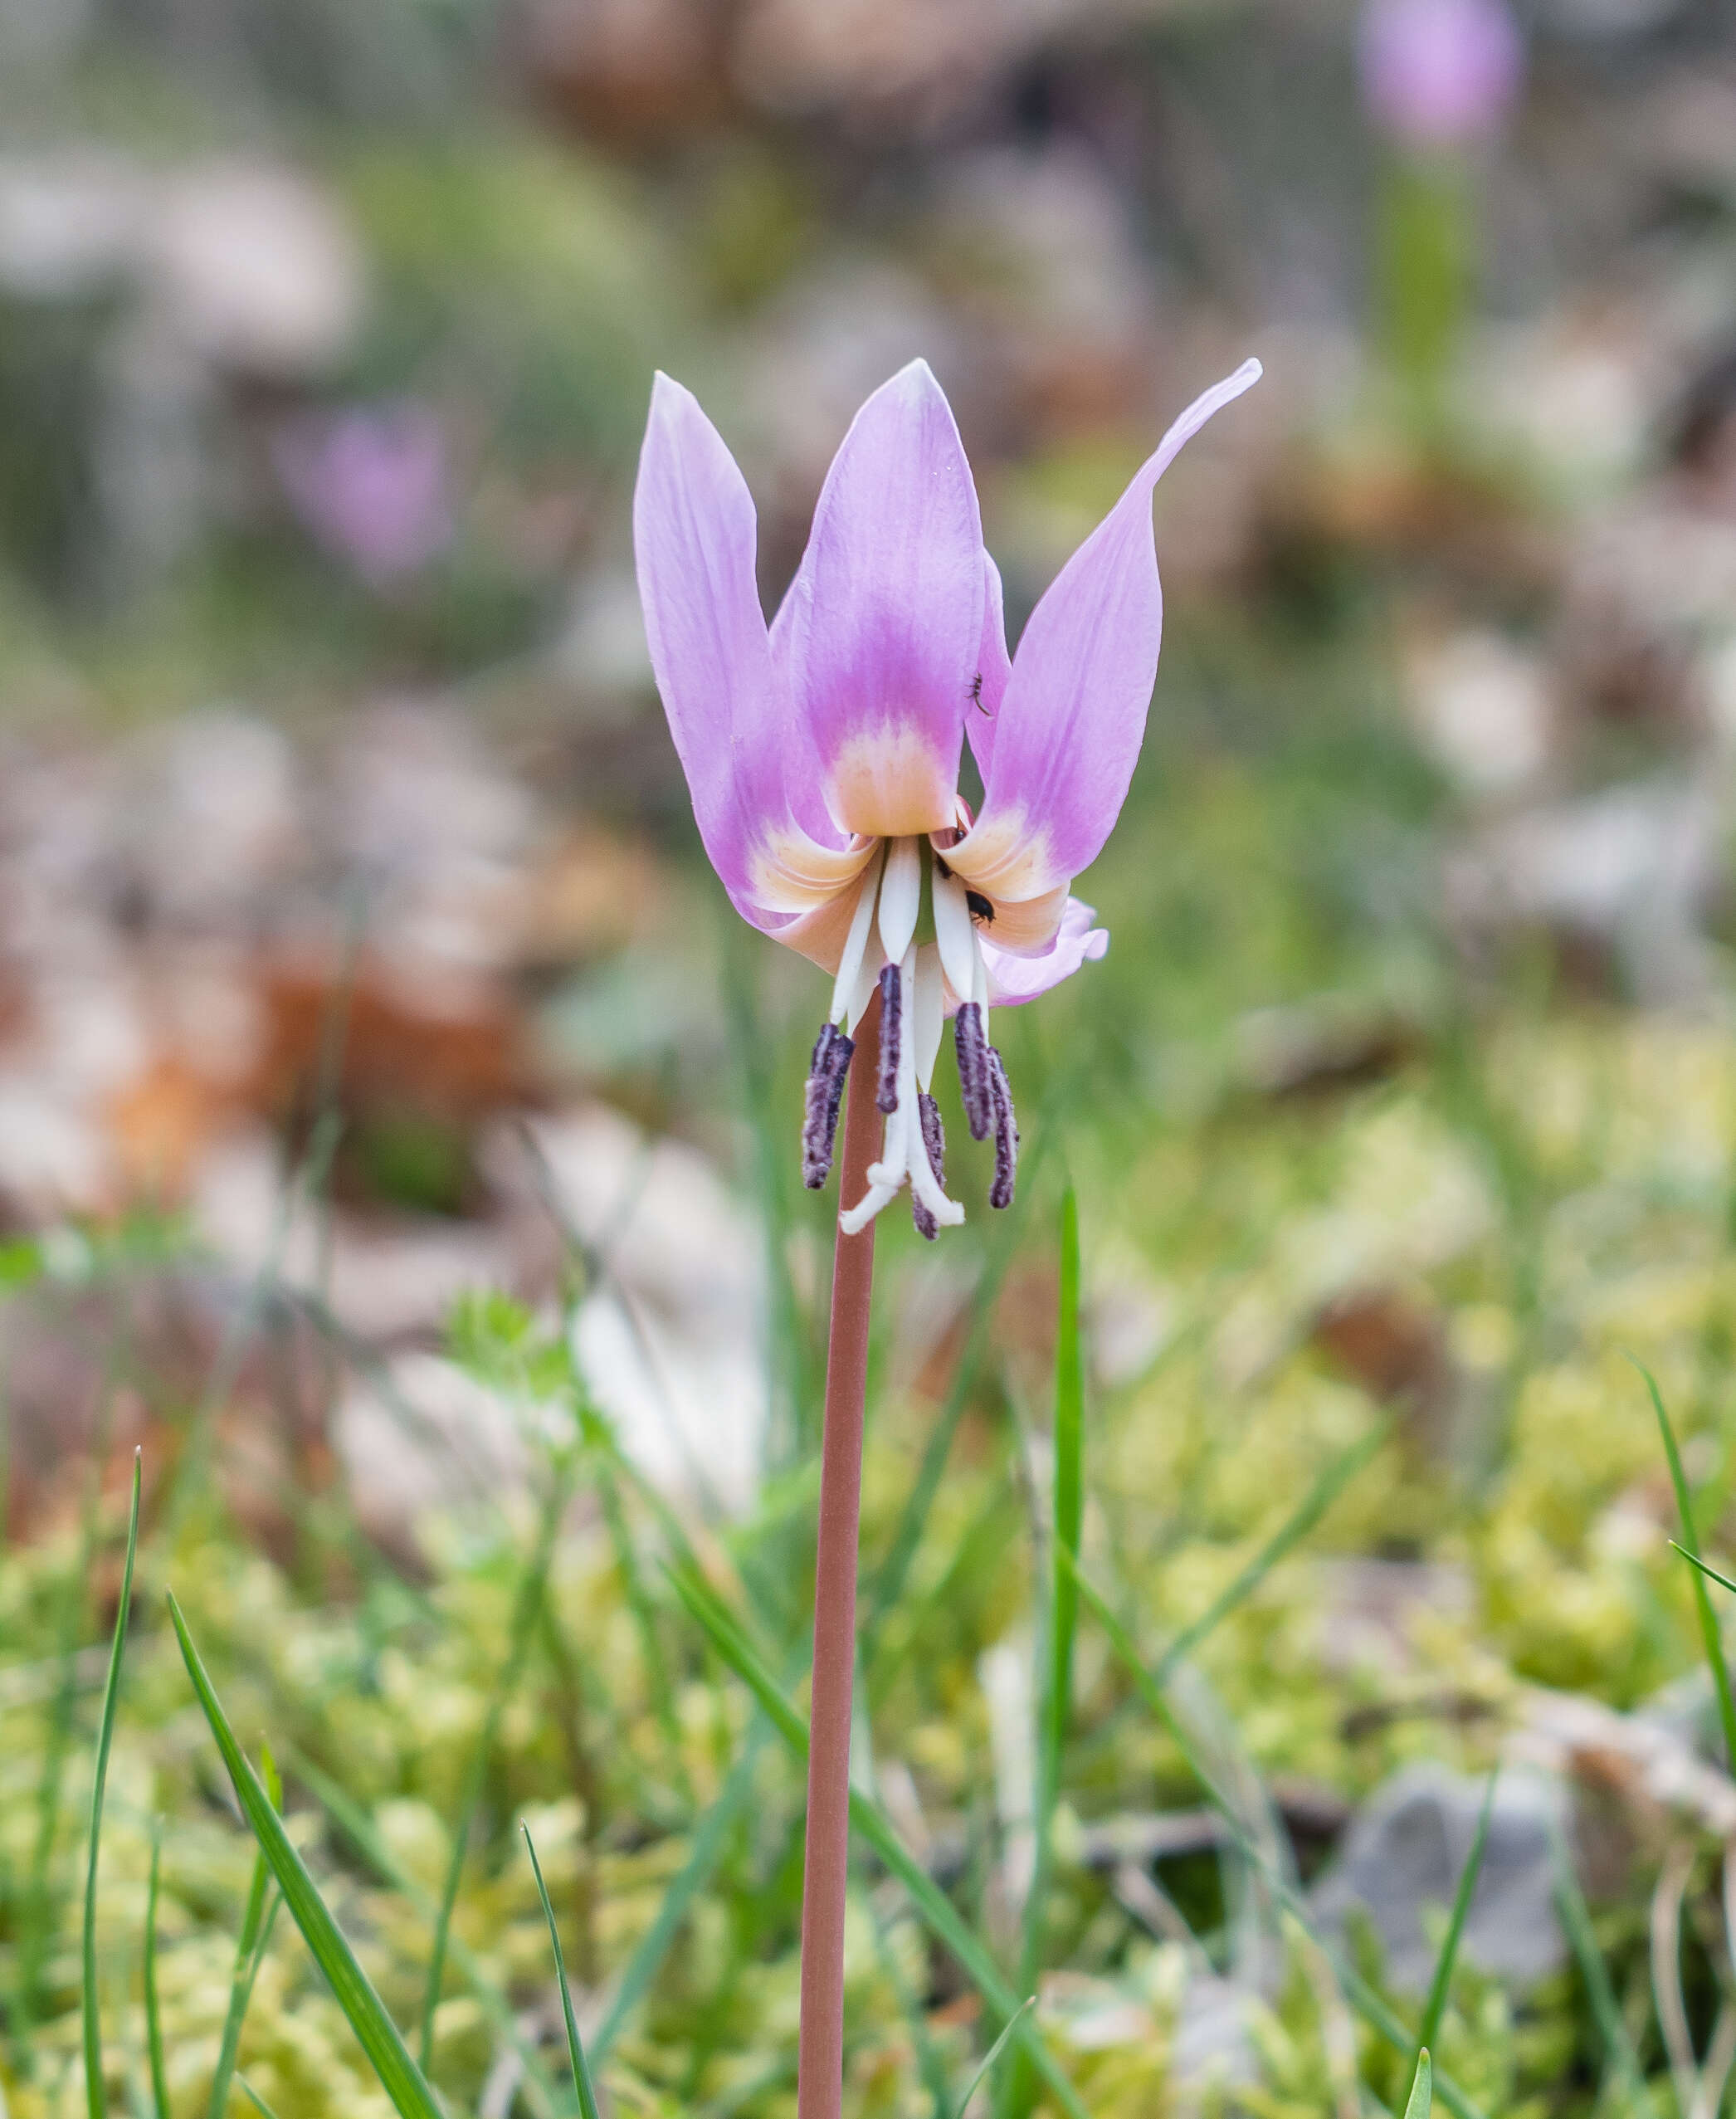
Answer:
[1359, 0, 1524, 147]
[949, 360, 1261, 906]
[982, 897, 1109, 1006]
[773, 360, 985, 839]
[965, 549, 1012, 786]
[635, 374, 836, 930]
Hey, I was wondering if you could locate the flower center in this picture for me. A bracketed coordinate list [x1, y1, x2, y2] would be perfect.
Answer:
[801, 837, 1019, 1238]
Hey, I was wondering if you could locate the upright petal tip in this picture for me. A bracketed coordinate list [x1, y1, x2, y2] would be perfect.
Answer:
[871, 356, 956, 418]
[646, 370, 701, 425]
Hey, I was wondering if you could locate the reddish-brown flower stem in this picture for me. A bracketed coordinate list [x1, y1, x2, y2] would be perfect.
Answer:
[797, 987, 881, 2119]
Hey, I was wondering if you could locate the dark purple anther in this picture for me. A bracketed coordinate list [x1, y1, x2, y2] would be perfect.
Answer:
[954, 1001, 992, 1140]
[987, 1047, 1019, 1209]
[918, 1092, 945, 1187]
[875, 964, 900, 1114]
[910, 1194, 939, 1241]
[801, 1020, 855, 1188]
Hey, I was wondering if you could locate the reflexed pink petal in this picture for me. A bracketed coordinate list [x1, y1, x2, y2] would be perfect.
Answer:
[981, 897, 1108, 1006]
[773, 360, 985, 839]
[950, 359, 1261, 905]
[634, 374, 836, 929]
[965, 550, 1012, 787]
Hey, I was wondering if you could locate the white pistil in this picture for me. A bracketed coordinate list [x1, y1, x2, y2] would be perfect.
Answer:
[840, 935, 963, 1235]
[877, 836, 922, 963]
[913, 945, 944, 1091]
[830, 844, 885, 1028]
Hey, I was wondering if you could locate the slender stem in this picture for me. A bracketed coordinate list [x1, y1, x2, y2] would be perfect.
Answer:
[797, 989, 882, 2119]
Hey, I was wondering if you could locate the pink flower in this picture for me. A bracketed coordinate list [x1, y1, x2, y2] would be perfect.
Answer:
[1358, 0, 1524, 148]
[634, 356, 1259, 1236]
[274, 400, 451, 586]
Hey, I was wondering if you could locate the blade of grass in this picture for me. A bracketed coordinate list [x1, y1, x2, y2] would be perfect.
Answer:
[168, 1594, 444, 2119]
[144, 1829, 169, 2119]
[418, 1460, 572, 2070]
[1003, 1191, 1083, 2119]
[1548, 1815, 1657, 2117]
[870, 1892, 953, 2119]
[596, 1461, 688, 1794]
[208, 1887, 284, 2119]
[210, 1747, 291, 2119]
[1673, 1544, 1736, 1598]
[21, 1412, 115, 2038]
[959, 1999, 1035, 2118]
[279, 1742, 565, 2117]
[590, 1719, 765, 2065]
[83, 1449, 140, 2119]
[1638, 1360, 1736, 1772]
[237, 2079, 284, 2119]
[1153, 1421, 1389, 1687]
[522, 1824, 602, 2119]
[863, 1125, 1051, 1643]
[1404, 2050, 1432, 2119]
[1414, 1771, 1495, 2076]
[662, 1563, 1090, 2119]
[1061, 1550, 1492, 2119]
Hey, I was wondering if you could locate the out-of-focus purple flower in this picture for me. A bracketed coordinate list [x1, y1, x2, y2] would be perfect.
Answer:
[633, 355, 1260, 1235]
[273, 401, 452, 585]
[1358, 0, 1524, 148]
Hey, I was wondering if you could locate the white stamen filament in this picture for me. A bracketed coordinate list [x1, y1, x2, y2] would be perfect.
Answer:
[841, 915, 964, 1236]
[877, 836, 922, 963]
[830, 845, 885, 1028]
[931, 865, 977, 1005]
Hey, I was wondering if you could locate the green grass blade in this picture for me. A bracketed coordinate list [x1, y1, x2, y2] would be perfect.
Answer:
[208, 1888, 284, 2119]
[1414, 1771, 1495, 2073]
[209, 1749, 281, 2119]
[590, 1721, 765, 2066]
[863, 1127, 1051, 1641]
[958, 1998, 1035, 2118]
[237, 2081, 284, 2119]
[280, 1742, 565, 2116]
[1061, 1550, 1491, 2119]
[83, 1448, 141, 2119]
[1548, 1816, 1656, 2117]
[23, 1434, 113, 2029]
[1404, 2049, 1432, 2119]
[523, 1824, 602, 2119]
[418, 1462, 571, 2069]
[1004, 1189, 1083, 2118]
[1153, 1421, 1388, 1687]
[1639, 1360, 1736, 1772]
[167, 1594, 444, 2119]
[144, 1829, 169, 2119]
[1671, 1542, 1736, 1598]
[663, 1564, 1091, 2119]
[1041, 1184, 1084, 1843]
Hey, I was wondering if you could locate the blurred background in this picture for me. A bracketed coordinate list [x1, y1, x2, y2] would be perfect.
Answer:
[12, 0, 1736, 2109]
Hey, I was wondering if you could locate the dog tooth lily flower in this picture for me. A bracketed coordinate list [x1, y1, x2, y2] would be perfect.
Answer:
[635, 354, 1261, 1236]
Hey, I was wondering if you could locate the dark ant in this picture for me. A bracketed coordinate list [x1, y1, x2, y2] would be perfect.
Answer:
[968, 671, 988, 713]
[934, 852, 995, 925]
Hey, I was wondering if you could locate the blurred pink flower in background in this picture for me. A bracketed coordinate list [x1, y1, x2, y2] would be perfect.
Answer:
[1358, 0, 1524, 148]
[273, 400, 452, 586]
